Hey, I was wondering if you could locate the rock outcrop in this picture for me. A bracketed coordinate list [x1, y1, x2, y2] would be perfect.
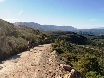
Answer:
[60, 64, 85, 78]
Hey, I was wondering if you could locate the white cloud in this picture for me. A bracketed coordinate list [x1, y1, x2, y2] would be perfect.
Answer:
[18, 10, 22, 16]
[89, 19, 99, 21]
[0, 0, 5, 2]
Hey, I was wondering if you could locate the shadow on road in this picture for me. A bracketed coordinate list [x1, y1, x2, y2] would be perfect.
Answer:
[0, 54, 20, 64]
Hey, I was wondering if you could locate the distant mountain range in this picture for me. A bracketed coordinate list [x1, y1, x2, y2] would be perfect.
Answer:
[91, 27, 104, 29]
[13, 22, 77, 31]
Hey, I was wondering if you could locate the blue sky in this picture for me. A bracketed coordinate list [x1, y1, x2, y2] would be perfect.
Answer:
[0, 0, 104, 29]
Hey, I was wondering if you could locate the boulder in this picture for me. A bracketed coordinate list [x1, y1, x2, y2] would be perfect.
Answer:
[60, 64, 85, 78]
[64, 69, 85, 78]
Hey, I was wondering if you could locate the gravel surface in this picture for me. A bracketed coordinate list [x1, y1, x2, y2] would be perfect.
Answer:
[0, 44, 64, 78]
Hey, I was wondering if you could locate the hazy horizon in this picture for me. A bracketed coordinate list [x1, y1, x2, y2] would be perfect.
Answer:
[0, 0, 104, 29]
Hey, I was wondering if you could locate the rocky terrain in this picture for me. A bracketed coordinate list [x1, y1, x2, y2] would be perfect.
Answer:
[0, 44, 84, 78]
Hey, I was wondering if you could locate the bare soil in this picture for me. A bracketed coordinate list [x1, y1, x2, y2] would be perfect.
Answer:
[0, 44, 64, 78]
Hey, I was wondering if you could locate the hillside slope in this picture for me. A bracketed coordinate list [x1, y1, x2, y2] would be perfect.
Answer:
[0, 19, 51, 60]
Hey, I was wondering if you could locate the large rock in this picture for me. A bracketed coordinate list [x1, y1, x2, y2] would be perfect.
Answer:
[60, 64, 85, 78]
[64, 69, 85, 78]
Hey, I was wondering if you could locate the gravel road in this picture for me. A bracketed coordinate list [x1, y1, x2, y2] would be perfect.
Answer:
[0, 44, 64, 78]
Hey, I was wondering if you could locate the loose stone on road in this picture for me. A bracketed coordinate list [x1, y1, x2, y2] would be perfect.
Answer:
[0, 44, 64, 78]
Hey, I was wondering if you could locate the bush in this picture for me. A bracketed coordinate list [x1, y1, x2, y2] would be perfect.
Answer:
[51, 39, 104, 77]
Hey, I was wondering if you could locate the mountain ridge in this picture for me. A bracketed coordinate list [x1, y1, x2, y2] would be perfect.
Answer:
[13, 22, 77, 31]
[91, 27, 104, 29]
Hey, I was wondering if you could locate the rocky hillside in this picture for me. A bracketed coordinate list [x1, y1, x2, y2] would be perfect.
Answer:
[0, 19, 103, 78]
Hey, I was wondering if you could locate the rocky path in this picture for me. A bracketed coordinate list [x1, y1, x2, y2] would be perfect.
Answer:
[0, 44, 64, 78]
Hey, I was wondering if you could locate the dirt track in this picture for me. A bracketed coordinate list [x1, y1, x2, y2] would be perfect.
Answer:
[0, 44, 64, 78]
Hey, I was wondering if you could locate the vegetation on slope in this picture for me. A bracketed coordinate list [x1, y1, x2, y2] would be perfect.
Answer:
[0, 19, 51, 60]
[52, 38, 104, 78]
[49, 31, 90, 45]
[0, 19, 104, 77]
